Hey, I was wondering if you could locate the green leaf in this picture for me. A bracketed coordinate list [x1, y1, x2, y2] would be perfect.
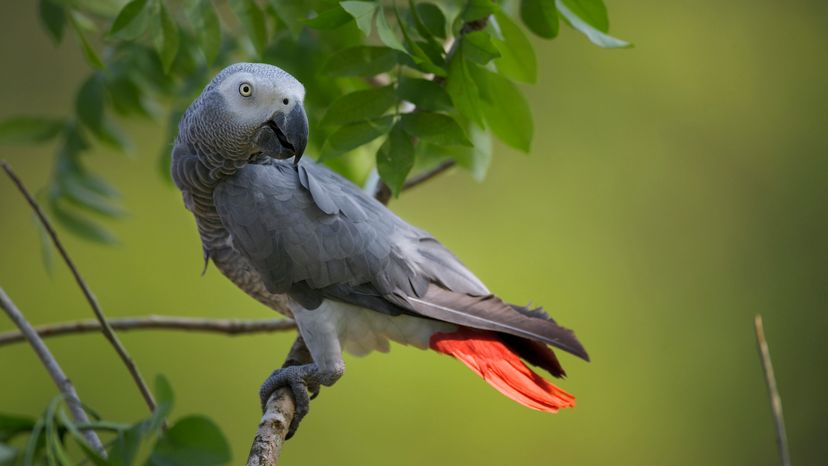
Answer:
[323, 46, 400, 76]
[452, 124, 492, 181]
[415, 3, 446, 39]
[267, 0, 307, 37]
[478, 70, 533, 152]
[400, 112, 471, 146]
[325, 116, 393, 154]
[156, 2, 180, 73]
[149, 375, 175, 433]
[305, 6, 352, 29]
[396, 77, 452, 112]
[0, 414, 36, 442]
[321, 86, 397, 126]
[461, 0, 497, 22]
[394, 5, 444, 76]
[445, 44, 483, 126]
[61, 174, 125, 218]
[148, 416, 231, 466]
[231, 0, 267, 56]
[406, 0, 441, 51]
[55, 410, 108, 466]
[376, 123, 414, 197]
[70, 14, 103, 69]
[492, 12, 537, 83]
[108, 423, 147, 466]
[22, 414, 45, 466]
[560, 0, 607, 31]
[376, 6, 406, 52]
[190, 0, 222, 64]
[0, 117, 64, 145]
[556, 0, 629, 48]
[110, 0, 151, 40]
[520, 0, 559, 39]
[50, 199, 117, 244]
[463, 30, 500, 65]
[340, 1, 377, 37]
[76, 73, 106, 136]
[39, 0, 66, 43]
[107, 76, 151, 117]
[43, 397, 71, 466]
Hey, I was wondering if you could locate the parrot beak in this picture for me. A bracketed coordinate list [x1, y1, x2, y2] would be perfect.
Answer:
[266, 104, 308, 165]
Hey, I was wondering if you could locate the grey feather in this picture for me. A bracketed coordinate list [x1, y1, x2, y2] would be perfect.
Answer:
[212, 157, 588, 361]
[403, 285, 589, 361]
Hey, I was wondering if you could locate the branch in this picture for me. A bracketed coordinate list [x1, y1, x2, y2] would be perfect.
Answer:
[0, 287, 105, 454]
[0, 316, 296, 347]
[374, 15, 490, 205]
[1, 161, 157, 413]
[246, 336, 312, 466]
[754, 315, 791, 466]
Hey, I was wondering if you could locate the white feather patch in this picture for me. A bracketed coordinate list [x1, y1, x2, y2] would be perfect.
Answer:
[312, 300, 455, 356]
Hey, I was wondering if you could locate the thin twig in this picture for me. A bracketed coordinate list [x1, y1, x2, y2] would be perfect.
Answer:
[246, 336, 311, 466]
[0, 315, 296, 347]
[403, 160, 456, 192]
[0, 287, 105, 454]
[1, 161, 157, 413]
[754, 315, 791, 466]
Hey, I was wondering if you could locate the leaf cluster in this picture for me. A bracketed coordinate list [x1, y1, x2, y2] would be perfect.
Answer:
[0, 0, 628, 241]
[0, 376, 232, 466]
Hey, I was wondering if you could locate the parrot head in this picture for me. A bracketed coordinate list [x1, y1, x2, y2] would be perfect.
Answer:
[180, 62, 308, 165]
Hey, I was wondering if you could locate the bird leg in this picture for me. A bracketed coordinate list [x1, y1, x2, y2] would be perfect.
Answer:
[259, 324, 345, 438]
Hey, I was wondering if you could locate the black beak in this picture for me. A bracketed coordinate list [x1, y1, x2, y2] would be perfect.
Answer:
[267, 104, 308, 165]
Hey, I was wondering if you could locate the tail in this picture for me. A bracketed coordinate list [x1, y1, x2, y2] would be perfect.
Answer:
[430, 328, 575, 412]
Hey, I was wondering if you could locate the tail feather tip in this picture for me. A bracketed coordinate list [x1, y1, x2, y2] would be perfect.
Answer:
[430, 329, 576, 412]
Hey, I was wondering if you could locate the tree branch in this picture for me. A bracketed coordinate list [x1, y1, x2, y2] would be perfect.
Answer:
[0, 287, 105, 454]
[754, 315, 791, 466]
[246, 336, 312, 466]
[1, 161, 157, 413]
[0, 315, 296, 347]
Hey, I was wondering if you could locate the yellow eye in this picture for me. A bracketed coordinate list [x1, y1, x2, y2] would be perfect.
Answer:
[239, 82, 253, 97]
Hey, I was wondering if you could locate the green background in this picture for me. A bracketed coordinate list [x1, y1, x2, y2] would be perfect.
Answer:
[1, 1, 826, 465]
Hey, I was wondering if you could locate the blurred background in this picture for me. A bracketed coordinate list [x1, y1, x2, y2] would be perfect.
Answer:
[1, 0, 827, 465]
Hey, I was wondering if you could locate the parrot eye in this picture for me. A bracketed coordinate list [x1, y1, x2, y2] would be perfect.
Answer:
[239, 82, 253, 97]
[283, 98, 289, 105]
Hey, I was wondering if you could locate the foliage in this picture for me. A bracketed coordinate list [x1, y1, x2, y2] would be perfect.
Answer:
[0, 0, 626, 243]
[0, 376, 232, 466]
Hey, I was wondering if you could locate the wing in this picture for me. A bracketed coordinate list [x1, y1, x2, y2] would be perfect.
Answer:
[214, 159, 434, 305]
[214, 159, 587, 360]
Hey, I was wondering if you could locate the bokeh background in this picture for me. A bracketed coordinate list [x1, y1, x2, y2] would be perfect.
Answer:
[1, 1, 827, 465]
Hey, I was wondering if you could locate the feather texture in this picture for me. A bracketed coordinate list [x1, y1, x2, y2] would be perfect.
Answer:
[405, 285, 589, 361]
[430, 328, 575, 412]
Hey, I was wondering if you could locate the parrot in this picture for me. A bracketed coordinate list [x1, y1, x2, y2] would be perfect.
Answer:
[171, 63, 589, 437]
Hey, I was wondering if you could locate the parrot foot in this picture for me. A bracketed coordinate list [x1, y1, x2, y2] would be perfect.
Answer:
[258, 363, 335, 439]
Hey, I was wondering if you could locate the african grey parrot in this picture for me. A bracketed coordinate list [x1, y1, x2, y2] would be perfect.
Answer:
[171, 63, 589, 437]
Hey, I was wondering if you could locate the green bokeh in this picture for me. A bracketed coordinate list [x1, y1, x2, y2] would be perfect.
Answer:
[1, 1, 826, 465]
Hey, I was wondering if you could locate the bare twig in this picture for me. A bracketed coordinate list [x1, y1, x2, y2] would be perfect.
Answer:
[1, 161, 157, 413]
[754, 315, 791, 466]
[0, 287, 105, 454]
[0, 315, 296, 347]
[403, 160, 457, 192]
[246, 336, 312, 466]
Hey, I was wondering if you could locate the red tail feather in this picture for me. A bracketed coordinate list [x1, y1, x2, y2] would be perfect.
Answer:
[429, 328, 575, 412]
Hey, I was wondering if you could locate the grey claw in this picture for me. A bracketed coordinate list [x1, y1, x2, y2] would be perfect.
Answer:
[258, 364, 318, 439]
[308, 382, 321, 400]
